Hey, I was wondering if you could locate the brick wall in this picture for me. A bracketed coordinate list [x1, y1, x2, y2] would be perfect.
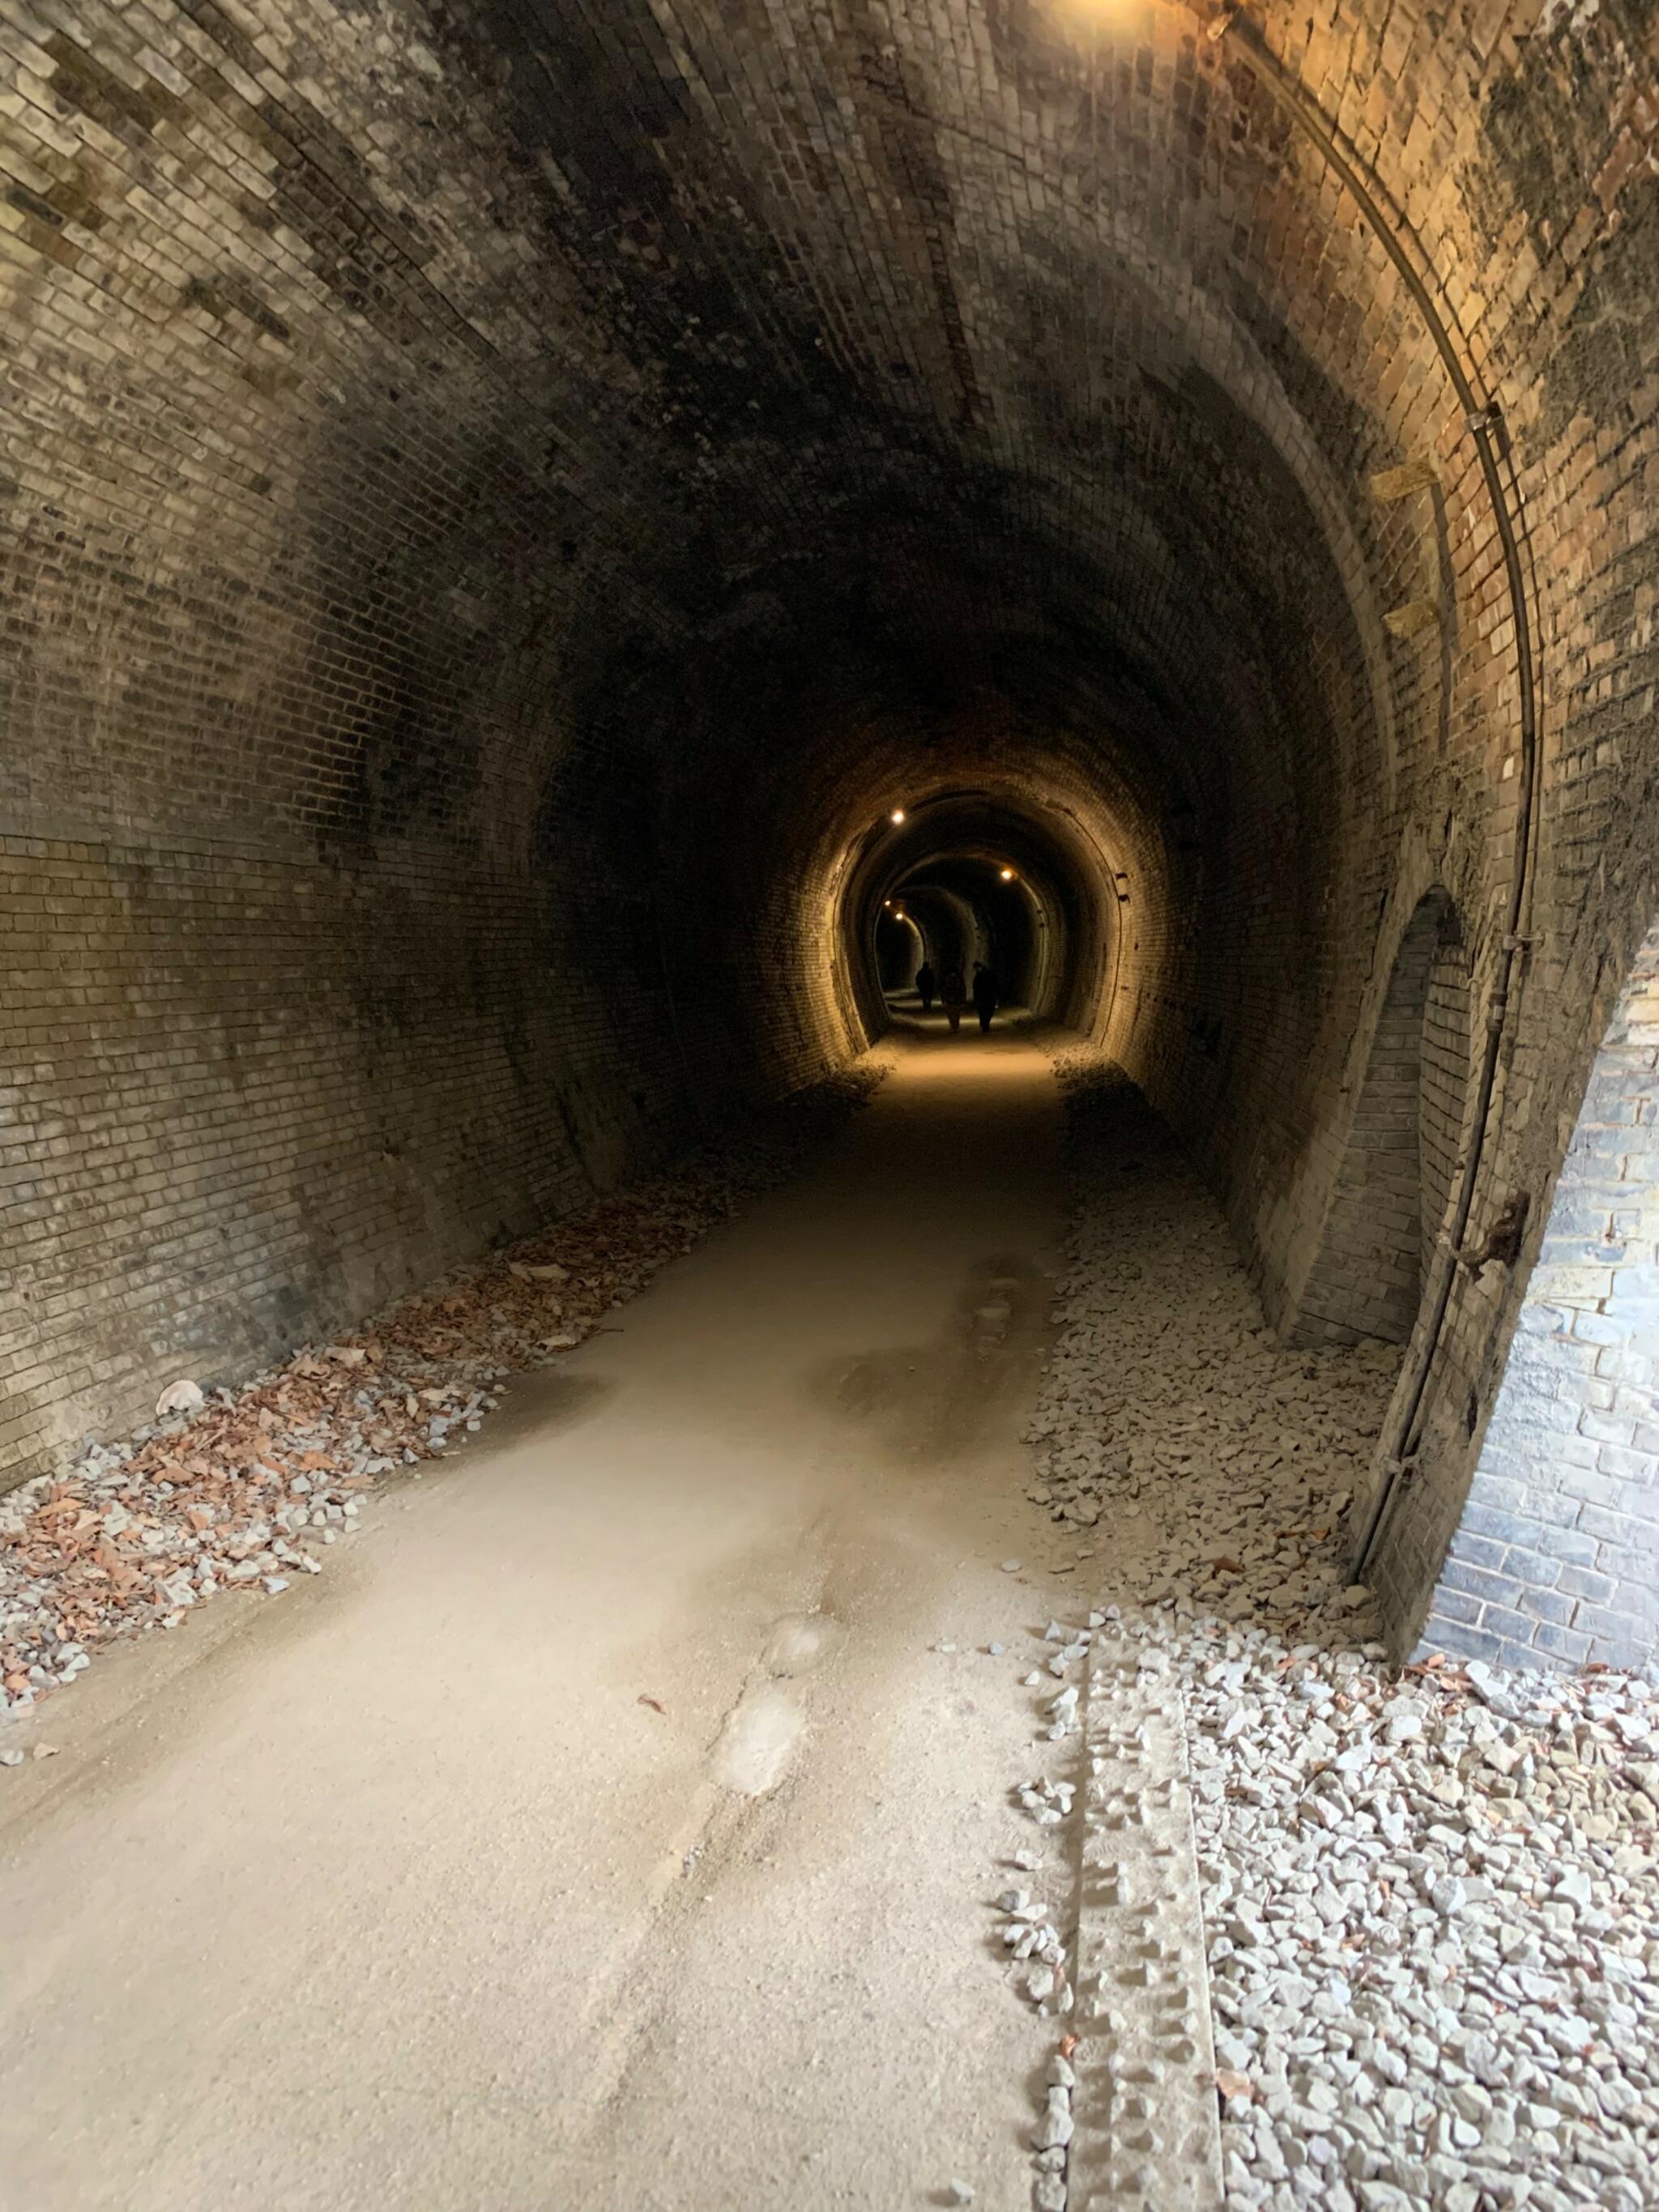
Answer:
[1288, 891, 1460, 1348]
[1414, 923, 1659, 1671]
[0, 829, 638, 1470]
[0, 0, 725, 1487]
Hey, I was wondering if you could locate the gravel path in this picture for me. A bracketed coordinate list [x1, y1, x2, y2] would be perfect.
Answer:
[1026, 1055, 1659, 2212]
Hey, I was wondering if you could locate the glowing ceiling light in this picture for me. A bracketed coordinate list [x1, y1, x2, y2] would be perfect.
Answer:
[889, 808, 906, 824]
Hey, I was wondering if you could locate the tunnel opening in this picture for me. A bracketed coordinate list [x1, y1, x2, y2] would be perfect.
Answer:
[880, 857, 1049, 1022]
[838, 784, 1119, 1050]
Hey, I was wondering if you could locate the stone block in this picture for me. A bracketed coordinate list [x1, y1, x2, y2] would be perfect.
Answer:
[1529, 1621, 1594, 1664]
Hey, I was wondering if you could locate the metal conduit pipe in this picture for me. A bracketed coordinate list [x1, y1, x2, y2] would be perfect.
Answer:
[1211, 11, 1542, 1580]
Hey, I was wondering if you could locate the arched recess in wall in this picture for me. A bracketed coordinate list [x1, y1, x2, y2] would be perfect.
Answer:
[1291, 889, 1469, 1347]
[1414, 920, 1659, 1672]
[874, 909, 923, 992]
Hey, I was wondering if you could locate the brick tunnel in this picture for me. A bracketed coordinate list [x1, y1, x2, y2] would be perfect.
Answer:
[3, 2, 1659, 2206]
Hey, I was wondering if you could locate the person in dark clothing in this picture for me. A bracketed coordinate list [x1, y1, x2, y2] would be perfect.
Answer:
[940, 961, 968, 1034]
[972, 961, 999, 1033]
[914, 961, 936, 1013]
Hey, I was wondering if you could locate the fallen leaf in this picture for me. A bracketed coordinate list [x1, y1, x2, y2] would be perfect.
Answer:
[1208, 1555, 1243, 1575]
[638, 1694, 666, 1715]
[1058, 2033, 1078, 2060]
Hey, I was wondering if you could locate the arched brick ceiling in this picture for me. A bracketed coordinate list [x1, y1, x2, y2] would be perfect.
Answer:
[3, 0, 1654, 1570]
[484, 0, 1401, 849]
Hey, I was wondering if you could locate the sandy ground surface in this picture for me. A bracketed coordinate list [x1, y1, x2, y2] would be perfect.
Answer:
[1, 1018, 1081, 2212]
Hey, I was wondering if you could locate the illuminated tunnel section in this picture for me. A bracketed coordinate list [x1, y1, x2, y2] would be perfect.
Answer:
[849, 790, 1115, 1030]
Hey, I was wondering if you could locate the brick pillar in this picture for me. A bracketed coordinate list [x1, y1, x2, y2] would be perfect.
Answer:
[1419, 926, 1659, 1670]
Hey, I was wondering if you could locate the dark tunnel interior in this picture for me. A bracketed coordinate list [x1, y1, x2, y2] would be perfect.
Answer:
[3, 0, 1658, 1663]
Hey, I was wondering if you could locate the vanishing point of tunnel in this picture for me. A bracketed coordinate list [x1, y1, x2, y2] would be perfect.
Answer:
[2, 0, 1658, 2206]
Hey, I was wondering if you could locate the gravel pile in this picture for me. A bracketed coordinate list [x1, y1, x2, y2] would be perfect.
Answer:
[1026, 1053, 1397, 1626]
[0, 1063, 884, 1743]
[0, 1348, 501, 1743]
[1024, 1055, 1659, 2212]
[1188, 1614, 1659, 2212]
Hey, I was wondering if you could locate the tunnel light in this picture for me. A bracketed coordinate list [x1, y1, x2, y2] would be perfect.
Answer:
[1000, 867, 1014, 881]
[889, 808, 906, 824]
[883, 898, 893, 909]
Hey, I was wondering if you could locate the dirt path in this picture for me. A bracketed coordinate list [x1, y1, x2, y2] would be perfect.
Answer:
[0, 1025, 1080, 2212]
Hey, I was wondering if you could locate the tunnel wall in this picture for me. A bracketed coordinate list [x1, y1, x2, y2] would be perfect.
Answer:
[1233, 2, 1659, 1656]
[0, 0, 713, 1487]
[1408, 923, 1659, 1672]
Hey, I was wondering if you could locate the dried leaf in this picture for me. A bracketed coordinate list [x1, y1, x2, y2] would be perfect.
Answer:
[638, 1694, 667, 1715]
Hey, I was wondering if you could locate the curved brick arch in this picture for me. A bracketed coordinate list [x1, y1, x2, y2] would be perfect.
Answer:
[1418, 922, 1659, 1672]
[1290, 888, 1466, 1347]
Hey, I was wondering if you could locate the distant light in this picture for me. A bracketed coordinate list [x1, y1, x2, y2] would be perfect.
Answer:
[889, 808, 906, 824]
[883, 899, 893, 909]
[1000, 867, 1014, 881]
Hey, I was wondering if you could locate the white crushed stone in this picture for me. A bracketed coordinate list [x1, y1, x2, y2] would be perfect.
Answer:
[1000, 1054, 1659, 2212]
